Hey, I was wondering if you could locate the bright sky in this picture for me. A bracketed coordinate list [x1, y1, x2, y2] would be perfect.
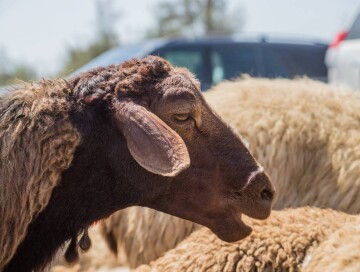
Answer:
[1, 0, 359, 75]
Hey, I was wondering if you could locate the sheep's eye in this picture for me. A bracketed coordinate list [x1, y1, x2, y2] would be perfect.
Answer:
[174, 114, 191, 122]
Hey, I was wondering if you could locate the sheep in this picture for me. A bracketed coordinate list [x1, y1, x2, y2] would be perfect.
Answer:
[99, 77, 360, 268]
[0, 56, 275, 272]
[133, 207, 358, 272]
[302, 218, 360, 272]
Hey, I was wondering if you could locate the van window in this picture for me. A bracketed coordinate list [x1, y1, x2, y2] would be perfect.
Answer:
[262, 44, 327, 79]
[210, 43, 261, 84]
[157, 49, 204, 82]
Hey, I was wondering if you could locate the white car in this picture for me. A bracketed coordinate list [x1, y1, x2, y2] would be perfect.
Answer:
[326, 10, 360, 90]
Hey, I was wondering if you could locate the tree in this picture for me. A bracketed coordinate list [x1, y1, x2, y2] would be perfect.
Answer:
[57, 0, 120, 76]
[147, 0, 244, 38]
[0, 49, 37, 86]
[0, 65, 38, 86]
[95, 0, 119, 48]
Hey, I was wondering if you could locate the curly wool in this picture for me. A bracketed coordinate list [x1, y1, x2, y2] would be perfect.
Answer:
[0, 80, 81, 269]
[302, 218, 360, 272]
[71, 57, 172, 101]
[134, 207, 358, 272]
[99, 77, 360, 268]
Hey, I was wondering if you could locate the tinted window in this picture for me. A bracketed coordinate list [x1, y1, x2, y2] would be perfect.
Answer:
[262, 44, 327, 79]
[210, 43, 260, 84]
[347, 13, 360, 40]
[155, 46, 205, 83]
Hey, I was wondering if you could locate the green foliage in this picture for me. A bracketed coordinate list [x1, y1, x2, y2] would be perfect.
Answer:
[57, 34, 118, 77]
[0, 48, 37, 86]
[0, 0, 119, 85]
[147, 0, 244, 38]
[0, 64, 37, 86]
[57, 0, 120, 77]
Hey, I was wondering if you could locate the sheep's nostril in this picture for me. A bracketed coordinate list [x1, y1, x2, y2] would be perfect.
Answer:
[260, 188, 274, 202]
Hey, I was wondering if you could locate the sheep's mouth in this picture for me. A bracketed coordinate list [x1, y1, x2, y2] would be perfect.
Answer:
[210, 213, 252, 242]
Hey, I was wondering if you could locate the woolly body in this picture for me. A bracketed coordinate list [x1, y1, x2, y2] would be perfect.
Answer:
[134, 207, 358, 272]
[302, 218, 360, 272]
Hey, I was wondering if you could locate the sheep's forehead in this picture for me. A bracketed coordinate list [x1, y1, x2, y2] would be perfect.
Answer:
[160, 73, 200, 97]
[163, 73, 193, 85]
[159, 82, 199, 106]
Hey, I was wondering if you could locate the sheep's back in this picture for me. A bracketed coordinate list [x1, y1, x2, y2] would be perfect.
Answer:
[135, 207, 357, 272]
[302, 218, 360, 272]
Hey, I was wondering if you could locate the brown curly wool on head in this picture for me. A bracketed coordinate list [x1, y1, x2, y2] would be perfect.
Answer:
[71, 56, 173, 104]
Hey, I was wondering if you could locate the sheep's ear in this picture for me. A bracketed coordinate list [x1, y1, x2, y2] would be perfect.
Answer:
[114, 101, 190, 177]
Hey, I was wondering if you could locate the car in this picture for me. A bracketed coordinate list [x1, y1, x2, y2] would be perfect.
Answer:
[326, 10, 360, 90]
[72, 35, 328, 91]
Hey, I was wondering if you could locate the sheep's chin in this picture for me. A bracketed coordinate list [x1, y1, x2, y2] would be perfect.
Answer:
[210, 214, 252, 243]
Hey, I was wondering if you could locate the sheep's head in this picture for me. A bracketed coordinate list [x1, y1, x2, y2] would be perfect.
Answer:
[71, 56, 275, 242]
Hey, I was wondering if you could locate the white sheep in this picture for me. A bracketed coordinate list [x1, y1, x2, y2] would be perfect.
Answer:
[134, 207, 358, 272]
[302, 218, 360, 272]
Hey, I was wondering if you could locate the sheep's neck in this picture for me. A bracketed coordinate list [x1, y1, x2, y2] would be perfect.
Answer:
[3, 102, 169, 272]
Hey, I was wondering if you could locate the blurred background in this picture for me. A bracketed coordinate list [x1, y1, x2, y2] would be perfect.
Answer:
[1, 0, 359, 89]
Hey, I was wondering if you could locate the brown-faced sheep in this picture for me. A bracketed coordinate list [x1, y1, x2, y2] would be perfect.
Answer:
[134, 207, 358, 272]
[0, 57, 275, 272]
[99, 77, 360, 268]
[302, 218, 360, 272]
